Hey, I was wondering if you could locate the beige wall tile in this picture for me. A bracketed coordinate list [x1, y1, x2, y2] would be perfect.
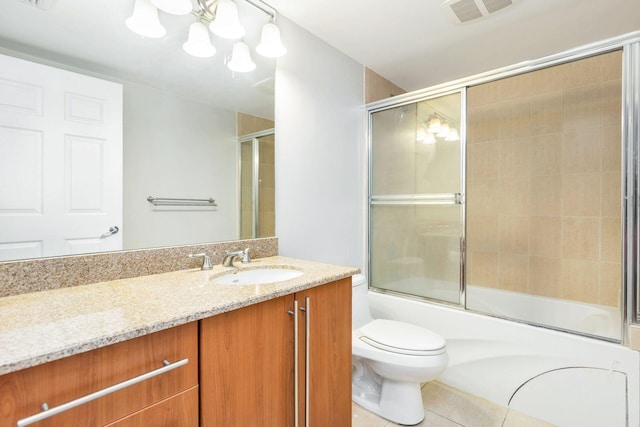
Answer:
[601, 80, 622, 129]
[499, 72, 532, 100]
[499, 216, 529, 254]
[529, 256, 562, 298]
[499, 99, 531, 139]
[500, 137, 531, 178]
[601, 172, 621, 217]
[467, 215, 499, 252]
[563, 85, 603, 130]
[602, 50, 623, 80]
[601, 217, 622, 263]
[530, 175, 562, 216]
[468, 251, 498, 287]
[530, 91, 563, 135]
[530, 134, 562, 176]
[561, 259, 599, 304]
[599, 262, 621, 307]
[562, 217, 600, 260]
[530, 217, 561, 257]
[563, 55, 604, 89]
[562, 127, 602, 174]
[471, 141, 500, 179]
[529, 66, 564, 94]
[468, 105, 500, 143]
[562, 173, 601, 217]
[499, 177, 529, 215]
[467, 179, 500, 217]
[601, 125, 622, 172]
[498, 253, 529, 292]
[468, 83, 500, 108]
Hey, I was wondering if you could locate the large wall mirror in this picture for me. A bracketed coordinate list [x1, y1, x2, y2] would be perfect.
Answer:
[0, 0, 276, 261]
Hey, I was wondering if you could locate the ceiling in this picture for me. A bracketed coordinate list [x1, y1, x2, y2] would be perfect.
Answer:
[270, 0, 640, 92]
[1, 0, 638, 106]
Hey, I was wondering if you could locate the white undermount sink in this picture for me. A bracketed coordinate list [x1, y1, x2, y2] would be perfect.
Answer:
[211, 267, 304, 285]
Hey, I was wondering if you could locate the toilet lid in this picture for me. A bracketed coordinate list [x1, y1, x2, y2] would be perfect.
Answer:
[358, 319, 446, 356]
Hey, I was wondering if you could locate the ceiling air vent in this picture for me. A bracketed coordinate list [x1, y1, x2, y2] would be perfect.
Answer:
[16, 0, 55, 9]
[441, 0, 521, 24]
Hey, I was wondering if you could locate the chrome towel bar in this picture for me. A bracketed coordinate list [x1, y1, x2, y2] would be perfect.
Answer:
[147, 196, 217, 207]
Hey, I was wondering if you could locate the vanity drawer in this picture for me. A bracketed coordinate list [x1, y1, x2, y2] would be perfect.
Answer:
[104, 385, 199, 427]
[0, 322, 198, 427]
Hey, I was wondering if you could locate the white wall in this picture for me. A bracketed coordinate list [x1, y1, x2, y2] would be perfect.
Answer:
[123, 83, 238, 249]
[275, 18, 365, 271]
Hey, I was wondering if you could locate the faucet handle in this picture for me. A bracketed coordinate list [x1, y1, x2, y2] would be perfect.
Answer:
[189, 253, 213, 270]
[241, 248, 251, 264]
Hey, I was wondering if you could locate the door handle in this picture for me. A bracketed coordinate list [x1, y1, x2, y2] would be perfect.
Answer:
[100, 226, 119, 239]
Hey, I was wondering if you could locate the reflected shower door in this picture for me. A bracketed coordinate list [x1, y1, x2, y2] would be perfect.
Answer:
[239, 133, 275, 239]
[369, 92, 464, 305]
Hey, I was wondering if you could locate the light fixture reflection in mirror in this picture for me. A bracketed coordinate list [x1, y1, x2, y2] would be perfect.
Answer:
[126, 0, 287, 73]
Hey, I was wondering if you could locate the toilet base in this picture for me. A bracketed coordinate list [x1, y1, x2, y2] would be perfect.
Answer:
[353, 377, 425, 425]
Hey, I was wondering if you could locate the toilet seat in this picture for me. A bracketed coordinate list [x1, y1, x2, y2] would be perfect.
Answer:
[357, 319, 446, 356]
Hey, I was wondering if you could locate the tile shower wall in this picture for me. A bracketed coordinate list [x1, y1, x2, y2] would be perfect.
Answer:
[466, 50, 622, 307]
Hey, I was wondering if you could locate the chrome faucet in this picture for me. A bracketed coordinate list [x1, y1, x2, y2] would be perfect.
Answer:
[189, 253, 213, 270]
[222, 248, 251, 267]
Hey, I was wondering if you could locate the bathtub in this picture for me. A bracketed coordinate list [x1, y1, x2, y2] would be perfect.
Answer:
[368, 289, 639, 427]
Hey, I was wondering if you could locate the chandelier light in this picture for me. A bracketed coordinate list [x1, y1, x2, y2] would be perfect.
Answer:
[126, 0, 286, 73]
[228, 41, 256, 72]
[183, 21, 217, 57]
[126, 0, 167, 38]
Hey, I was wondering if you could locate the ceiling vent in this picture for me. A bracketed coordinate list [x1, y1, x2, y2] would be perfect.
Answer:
[441, 0, 521, 24]
[15, 0, 55, 9]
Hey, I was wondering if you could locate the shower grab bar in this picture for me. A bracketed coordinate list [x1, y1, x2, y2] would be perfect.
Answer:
[147, 196, 217, 207]
[17, 358, 188, 426]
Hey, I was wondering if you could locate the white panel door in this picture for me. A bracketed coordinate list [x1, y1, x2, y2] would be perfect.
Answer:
[0, 54, 122, 261]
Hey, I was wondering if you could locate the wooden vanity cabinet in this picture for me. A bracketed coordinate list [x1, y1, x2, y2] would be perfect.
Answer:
[199, 278, 352, 427]
[0, 322, 198, 427]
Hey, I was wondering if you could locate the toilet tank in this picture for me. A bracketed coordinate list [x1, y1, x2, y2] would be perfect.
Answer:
[352, 274, 373, 330]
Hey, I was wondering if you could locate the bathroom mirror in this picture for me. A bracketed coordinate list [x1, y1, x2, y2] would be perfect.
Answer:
[0, 0, 276, 261]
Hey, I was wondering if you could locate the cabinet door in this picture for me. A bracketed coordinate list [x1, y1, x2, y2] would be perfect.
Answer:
[199, 295, 295, 427]
[0, 323, 198, 427]
[104, 385, 199, 427]
[297, 278, 352, 427]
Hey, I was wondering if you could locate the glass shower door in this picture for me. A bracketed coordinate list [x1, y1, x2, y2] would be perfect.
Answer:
[239, 133, 275, 239]
[369, 92, 464, 305]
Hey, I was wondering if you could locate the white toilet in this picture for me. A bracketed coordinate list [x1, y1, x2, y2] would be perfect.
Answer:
[352, 274, 448, 425]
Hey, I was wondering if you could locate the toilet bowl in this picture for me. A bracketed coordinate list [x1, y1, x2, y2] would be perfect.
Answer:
[352, 275, 448, 425]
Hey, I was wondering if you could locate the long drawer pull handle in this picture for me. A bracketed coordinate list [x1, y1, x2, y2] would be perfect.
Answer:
[17, 358, 189, 427]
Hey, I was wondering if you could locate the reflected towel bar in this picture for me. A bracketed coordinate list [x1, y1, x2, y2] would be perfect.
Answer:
[147, 196, 217, 207]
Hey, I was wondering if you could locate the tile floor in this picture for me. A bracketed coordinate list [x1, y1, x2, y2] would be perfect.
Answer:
[352, 381, 556, 427]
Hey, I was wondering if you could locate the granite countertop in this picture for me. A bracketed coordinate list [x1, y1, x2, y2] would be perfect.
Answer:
[0, 256, 359, 376]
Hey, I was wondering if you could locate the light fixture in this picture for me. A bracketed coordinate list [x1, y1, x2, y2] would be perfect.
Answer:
[228, 41, 256, 72]
[445, 128, 460, 141]
[422, 132, 437, 145]
[426, 116, 441, 133]
[256, 21, 287, 58]
[209, 0, 245, 39]
[126, 0, 167, 38]
[436, 122, 450, 138]
[126, 0, 285, 72]
[183, 21, 216, 58]
[150, 0, 192, 15]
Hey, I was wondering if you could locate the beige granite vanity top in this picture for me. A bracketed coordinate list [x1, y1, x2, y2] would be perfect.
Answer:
[0, 256, 359, 376]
